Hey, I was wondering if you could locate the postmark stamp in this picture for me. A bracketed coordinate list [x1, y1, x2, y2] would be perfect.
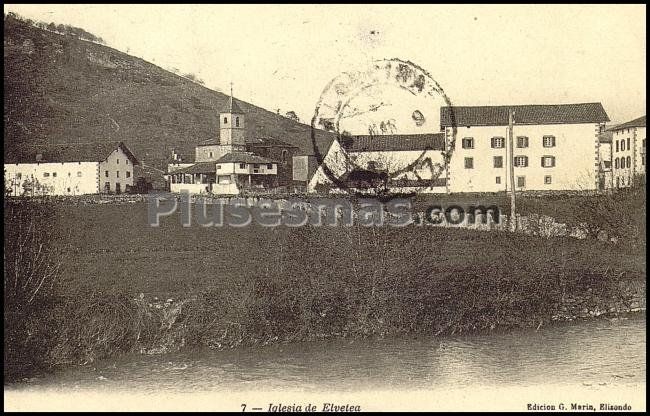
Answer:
[310, 58, 457, 195]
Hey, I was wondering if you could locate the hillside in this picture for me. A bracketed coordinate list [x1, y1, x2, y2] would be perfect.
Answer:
[3, 16, 335, 184]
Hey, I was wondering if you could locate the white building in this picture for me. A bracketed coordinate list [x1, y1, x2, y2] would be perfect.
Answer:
[610, 115, 646, 188]
[597, 131, 613, 190]
[440, 103, 610, 192]
[4, 141, 139, 196]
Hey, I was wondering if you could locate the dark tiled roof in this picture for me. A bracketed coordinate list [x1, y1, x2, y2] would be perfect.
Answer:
[341, 134, 445, 152]
[607, 115, 646, 131]
[172, 162, 217, 175]
[198, 136, 300, 148]
[215, 152, 277, 164]
[598, 131, 613, 143]
[221, 97, 244, 114]
[197, 138, 220, 147]
[4, 141, 139, 165]
[440, 103, 610, 127]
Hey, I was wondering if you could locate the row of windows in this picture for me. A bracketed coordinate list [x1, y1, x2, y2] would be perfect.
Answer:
[216, 163, 275, 170]
[464, 156, 555, 169]
[461, 136, 556, 149]
[39, 171, 84, 178]
[616, 138, 631, 152]
[104, 171, 131, 178]
[614, 156, 632, 169]
[492, 176, 552, 186]
[616, 138, 647, 152]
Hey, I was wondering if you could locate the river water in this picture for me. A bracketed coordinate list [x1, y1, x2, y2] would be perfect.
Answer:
[4, 315, 646, 411]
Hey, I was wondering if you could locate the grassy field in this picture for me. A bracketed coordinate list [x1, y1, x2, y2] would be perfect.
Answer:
[3, 194, 646, 380]
[29, 200, 644, 297]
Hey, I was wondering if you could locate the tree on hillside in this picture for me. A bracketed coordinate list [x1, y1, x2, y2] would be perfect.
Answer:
[285, 111, 300, 123]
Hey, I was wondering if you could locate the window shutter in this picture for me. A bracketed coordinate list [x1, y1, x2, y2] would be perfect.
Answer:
[491, 137, 495, 148]
[541, 157, 545, 167]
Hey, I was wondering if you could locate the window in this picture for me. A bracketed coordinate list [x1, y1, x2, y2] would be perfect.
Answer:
[216, 165, 221, 170]
[267, 163, 273, 169]
[68, 172, 71, 177]
[117, 171, 120, 178]
[52, 172, 57, 178]
[117, 159, 119, 164]
[621, 140, 626, 151]
[626, 156, 631, 168]
[627, 138, 631, 150]
[239, 163, 245, 169]
[16, 173, 22, 179]
[464, 157, 474, 169]
[223, 117, 228, 124]
[281, 149, 289, 165]
[544, 175, 552, 184]
[615, 158, 619, 169]
[493, 156, 503, 168]
[462, 137, 474, 149]
[516, 136, 529, 148]
[495, 176, 501, 184]
[126, 159, 129, 165]
[491, 137, 505, 148]
[209, 152, 213, 158]
[105, 170, 109, 177]
[126, 171, 131, 178]
[77, 171, 83, 177]
[517, 176, 526, 188]
[541, 156, 556, 167]
[104, 182, 110, 192]
[543, 135, 556, 147]
[43, 172, 50, 177]
[253, 164, 260, 169]
[514, 156, 528, 167]
[235, 117, 240, 127]
[67, 187, 71, 193]
[616, 141, 619, 152]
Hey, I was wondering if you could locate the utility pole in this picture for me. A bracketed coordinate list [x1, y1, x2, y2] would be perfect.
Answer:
[508, 109, 516, 231]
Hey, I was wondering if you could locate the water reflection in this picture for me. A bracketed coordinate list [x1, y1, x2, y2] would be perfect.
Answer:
[5, 316, 645, 393]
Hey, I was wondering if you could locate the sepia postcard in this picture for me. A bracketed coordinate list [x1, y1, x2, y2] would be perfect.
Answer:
[3, 3, 646, 412]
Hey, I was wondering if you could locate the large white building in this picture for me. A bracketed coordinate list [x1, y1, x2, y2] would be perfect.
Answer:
[4, 141, 139, 196]
[440, 103, 610, 192]
[305, 103, 612, 194]
[610, 115, 646, 188]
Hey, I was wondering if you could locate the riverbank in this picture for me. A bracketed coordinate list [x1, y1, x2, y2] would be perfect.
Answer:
[3, 190, 646, 382]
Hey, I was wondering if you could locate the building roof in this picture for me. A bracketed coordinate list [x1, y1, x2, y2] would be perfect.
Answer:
[4, 141, 139, 165]
[172, 162, 217, 175]
[221, 96, 244, 114]
[197, 136, 301, 148]
[215, 152, 277, 164]
[607, 115, 646, 132]
[598, 131, 613, 143]
[342, 133, 445, 152]
[440, 103, 610, 127]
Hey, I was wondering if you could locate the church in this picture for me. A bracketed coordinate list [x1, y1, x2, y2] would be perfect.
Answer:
[167, 89, 298, 195]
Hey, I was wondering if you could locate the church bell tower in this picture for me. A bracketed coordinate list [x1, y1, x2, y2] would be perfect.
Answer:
[220, 83, 246, 147]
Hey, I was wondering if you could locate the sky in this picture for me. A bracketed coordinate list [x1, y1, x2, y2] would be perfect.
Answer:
[4, 4, 646, 130]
